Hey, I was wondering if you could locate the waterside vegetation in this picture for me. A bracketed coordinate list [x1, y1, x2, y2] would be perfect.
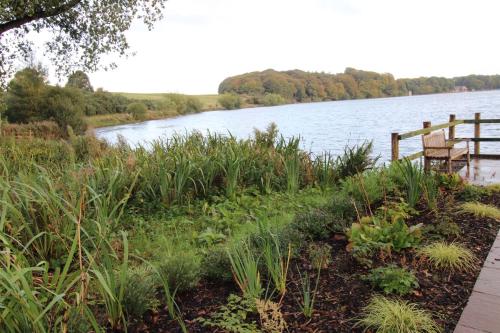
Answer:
[0, 120, 498, 332]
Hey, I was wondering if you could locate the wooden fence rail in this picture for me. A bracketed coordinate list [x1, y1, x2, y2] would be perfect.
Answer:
[391, 113, 500, 161]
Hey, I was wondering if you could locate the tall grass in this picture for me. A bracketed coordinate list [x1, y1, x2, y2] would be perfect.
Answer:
[396, 159, 424, 208]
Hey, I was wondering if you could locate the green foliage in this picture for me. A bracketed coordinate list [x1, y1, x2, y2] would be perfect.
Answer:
[297, 269, 321, 318]
[218, 93, 242, 110]
[4, 67, 47, 123]
[123, 265, 159, 319]
[66, 70, 94, 92]
[260, 231, 291, 296]
[262, 93, 286, 106]
[201, 245, 233, 281]
[395, 159, 424, 208]
[219, 67, 500, 104]
[336, 141, 377, 179]
[157, 251, 201, 292]
[437, 173, 463, 191]
[457, 184, 489, 201]
[461, 202, 500, 220]
[291, 209, 333, 240]
[227, 242, 263, 299]
[364, 265, 418, 295]
[308, 243, 332, 269]
[356, 296, 441, 333]
[348, 215, 422, 260]
[163, 93, 202, 115]
[0, 1, 168, 84]
[127, 102, 148, 120]
[197, 294, 258, 333]
[418, 242, 476, 272]
[340, 169, 395, 214]
[42, 86, 87, 135]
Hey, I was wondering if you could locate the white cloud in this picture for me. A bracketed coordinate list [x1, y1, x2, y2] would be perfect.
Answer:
[80, 0, 500, 94]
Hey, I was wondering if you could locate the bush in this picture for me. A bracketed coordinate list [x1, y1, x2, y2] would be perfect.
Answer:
[157, 251, 201, 291]
[5, 67, 47, 123]
[123, 266, 159, 319]
[364, 265, 418, 295]
[457, 184, 488, 201]
[261, 93, 286, 106]
[164, 93, 202, 115]
[41, 86, 87, 135]
[418, 242, 476, 272]
[218, 93, 242, 110]
[340, 169, 395, 214]
[291, 208, 333, 240]
[127, 102, 148, 120]
[201, 245, 233, 281]
[356, 296, 441, 333]
[336, 141, 377, 179]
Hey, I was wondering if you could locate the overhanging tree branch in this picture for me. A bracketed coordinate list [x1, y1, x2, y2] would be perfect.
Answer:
[0, 0, 82, 35]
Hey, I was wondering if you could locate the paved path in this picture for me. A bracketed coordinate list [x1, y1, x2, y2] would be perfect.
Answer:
[458, 159, 500, 186]
[454, 231, 500, 333]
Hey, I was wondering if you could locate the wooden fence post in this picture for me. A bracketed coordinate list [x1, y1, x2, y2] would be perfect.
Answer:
[474, 112, 481, 156]
[449, 114, 456, 147]
[391, 132, 399, 161]
[423, 121, 431, 171]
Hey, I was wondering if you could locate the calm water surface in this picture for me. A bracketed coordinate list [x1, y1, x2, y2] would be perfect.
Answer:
[96, 90, 500, 162]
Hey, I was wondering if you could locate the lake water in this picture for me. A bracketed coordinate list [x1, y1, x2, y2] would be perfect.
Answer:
[95, 90, 500, 162]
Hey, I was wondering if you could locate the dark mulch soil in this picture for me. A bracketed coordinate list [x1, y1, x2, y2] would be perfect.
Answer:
[131, 191, 500, 333]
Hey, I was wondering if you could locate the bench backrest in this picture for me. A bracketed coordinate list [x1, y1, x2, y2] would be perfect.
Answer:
[422, 130, 446, 148]
[422, 130, 446, 156]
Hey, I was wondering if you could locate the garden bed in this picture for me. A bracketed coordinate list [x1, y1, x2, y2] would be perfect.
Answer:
[143, 190, 500, 333]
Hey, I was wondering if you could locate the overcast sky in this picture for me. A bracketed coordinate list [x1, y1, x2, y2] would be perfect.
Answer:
[83, 0, 500, 94]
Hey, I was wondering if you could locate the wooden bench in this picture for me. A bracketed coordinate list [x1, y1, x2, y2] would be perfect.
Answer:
[422, 129, 470, 174]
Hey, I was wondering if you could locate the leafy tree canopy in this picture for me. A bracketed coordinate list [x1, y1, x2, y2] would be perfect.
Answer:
[0, 0, 168, 85]
[66, 70, 93, 92]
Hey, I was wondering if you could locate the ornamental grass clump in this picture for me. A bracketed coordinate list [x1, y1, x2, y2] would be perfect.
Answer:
[418, 242, 476, 272]
[461, 202, 500, 220]
[356, 296, 441, 333]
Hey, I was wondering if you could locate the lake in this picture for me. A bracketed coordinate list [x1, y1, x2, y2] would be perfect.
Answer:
[95, 90, 500, 162]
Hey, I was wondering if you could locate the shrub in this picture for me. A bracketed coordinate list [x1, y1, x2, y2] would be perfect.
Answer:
[157, 251, 201, 292]
[5, 67, 47, 123]
[218, 93, 242, 110]
[336, 141, 378, 179]
[308, 243, 332, 269]
[127, 102, 148, 120]
[262, 93, 286, 106]
[348, 215, 422, 260]
[123, 266, 159, 319]
[418, 242, 476, 272]
[197, 294, 258, 333]
[201, 245, 233, 281]
[340, 170, 395, 214]
[364, 265, 418, 295]
[457, 184, 488, 201]
[461, 202, 500, 220]
[41, 86, 87, 135]
[356, 296, 441, 333]
[328, 191, 358, 226]
[291, 209, 332, 240]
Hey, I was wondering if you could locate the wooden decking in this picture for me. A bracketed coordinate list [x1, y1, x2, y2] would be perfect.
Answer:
[455, 159, 500, 333]
[455, 232, 500, 333]
[458, 159, 500, 186]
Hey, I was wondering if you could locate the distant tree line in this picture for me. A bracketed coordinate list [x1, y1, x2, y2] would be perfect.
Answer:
[0, 67, 202, 135]
[218, 68, 500, 105]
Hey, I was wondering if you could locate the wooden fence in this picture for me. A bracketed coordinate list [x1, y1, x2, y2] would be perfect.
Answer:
[391, 112, 500, 161]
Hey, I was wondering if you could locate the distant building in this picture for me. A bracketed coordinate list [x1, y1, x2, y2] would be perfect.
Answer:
[453, 86, 469, 93]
